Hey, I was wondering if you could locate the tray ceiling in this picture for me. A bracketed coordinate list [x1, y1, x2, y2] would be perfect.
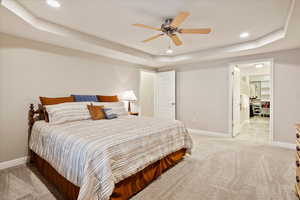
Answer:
[17, 0, 291, 55]
[1, 0, 299, 67]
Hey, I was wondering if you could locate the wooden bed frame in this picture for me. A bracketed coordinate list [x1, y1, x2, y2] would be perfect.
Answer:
[28, 104, 186, 200]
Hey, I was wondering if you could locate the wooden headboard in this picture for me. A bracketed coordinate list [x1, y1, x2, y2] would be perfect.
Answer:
[28, 103, 46, 162]
[28, 104, 45, 141]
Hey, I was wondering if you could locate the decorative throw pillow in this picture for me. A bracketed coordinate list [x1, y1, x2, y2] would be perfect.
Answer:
[97, 95, 119, 102]
[71, 95, 99, 102]
[87, 104, 105, 120]
[45, 102, 91, 124]
[103, 108, 118, 119]
[93, 102, 128, 116]
[40, 96, 75, 106]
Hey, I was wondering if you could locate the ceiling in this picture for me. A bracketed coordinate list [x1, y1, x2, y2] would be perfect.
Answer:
[239, 61, 271, 76]
[1, 0, 300, 67]
[16, 0, 291, 55]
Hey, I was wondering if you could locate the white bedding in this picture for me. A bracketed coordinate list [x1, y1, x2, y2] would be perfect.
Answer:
[29, 116, 193, 200]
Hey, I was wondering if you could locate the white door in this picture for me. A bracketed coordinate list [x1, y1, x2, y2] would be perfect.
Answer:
[156, 71, 176, 120]
[232, 66, 241, 137]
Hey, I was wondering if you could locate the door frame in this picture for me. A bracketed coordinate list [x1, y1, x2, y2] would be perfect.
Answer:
[232, 66, 241, 137]
[228, 58, 274, 141]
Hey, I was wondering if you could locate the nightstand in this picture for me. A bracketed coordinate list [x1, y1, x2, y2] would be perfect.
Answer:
[129, 112, 139, 116]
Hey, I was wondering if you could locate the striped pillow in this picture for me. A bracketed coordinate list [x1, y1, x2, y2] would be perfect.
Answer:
[46, 102, 91, 124]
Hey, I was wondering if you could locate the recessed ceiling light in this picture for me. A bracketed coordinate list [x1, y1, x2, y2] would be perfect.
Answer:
[46, 0, 61, 8]
[255, 64, 264, 68]
[240, 32, 250, 38]
[166, 48, 173, 54]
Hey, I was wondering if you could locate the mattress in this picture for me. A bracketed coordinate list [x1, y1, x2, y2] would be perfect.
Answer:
[29, 116, 193, 200]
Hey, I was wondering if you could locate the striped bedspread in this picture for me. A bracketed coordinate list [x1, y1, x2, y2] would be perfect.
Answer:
[29, 116, 193, 200]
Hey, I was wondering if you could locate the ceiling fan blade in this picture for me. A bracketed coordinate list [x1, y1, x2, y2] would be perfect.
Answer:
[179, 28, 212, 34]
[170, 11, 190, 28]
[170, 34, 183, 46]
[142, 34, 164, 43]
[133, 24, 161, 31]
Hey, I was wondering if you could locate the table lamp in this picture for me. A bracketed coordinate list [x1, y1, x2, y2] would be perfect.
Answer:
[121, 90, 137, 112]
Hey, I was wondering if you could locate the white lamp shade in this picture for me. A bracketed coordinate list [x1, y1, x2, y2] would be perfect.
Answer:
[121, 90, 137, 101]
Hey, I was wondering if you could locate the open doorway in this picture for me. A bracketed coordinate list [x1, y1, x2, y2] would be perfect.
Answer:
[229, 59, 273, 142]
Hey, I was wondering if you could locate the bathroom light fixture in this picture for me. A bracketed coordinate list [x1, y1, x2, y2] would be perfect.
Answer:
[240, 32, 250, 38]
[46, 0, 61, 8]
[255, 64, 264, 68]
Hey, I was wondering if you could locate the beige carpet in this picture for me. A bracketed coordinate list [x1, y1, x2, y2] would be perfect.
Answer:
[132, 134, 296, 200]
[0, 133, 297, 200]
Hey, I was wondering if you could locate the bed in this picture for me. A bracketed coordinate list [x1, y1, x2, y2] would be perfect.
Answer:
[28, 103, 193, 200]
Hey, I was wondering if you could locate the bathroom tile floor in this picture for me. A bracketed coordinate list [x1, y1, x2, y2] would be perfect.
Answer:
[236, 116, 270, 143]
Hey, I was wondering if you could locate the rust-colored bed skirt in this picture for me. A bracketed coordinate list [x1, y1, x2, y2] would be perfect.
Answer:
[31, 149, 186, 200]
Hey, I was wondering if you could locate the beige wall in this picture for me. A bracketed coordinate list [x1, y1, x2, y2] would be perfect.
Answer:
[1, 32, 300, 163]
[273, 50, 300, 143]
[0, 34, 143, 162]
[173, 48, 300, 143]
[176, 66, 229, 134]
[139, 71, 155, 117]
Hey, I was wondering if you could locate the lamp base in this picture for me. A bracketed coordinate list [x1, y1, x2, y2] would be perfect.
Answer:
[128, 101, 132, 113]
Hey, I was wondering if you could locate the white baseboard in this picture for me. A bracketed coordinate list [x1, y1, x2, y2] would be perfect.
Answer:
[188, 128, 295, 150]
[188, 128, 230, 137]
[0, 156, 28, 170]
[272, 141, 296, 150]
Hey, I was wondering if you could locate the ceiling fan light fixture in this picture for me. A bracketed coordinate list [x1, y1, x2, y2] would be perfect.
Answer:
[166, 48, 173, 54]
[46, 0, 61, 8]
[133, 11, 212, 47]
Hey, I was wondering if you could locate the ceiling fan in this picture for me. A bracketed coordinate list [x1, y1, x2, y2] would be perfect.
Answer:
[133, 11, 212, 46]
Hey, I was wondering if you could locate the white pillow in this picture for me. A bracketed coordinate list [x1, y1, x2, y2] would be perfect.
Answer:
[46, 102, 91, 124]
[94, 102, 128, 116]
